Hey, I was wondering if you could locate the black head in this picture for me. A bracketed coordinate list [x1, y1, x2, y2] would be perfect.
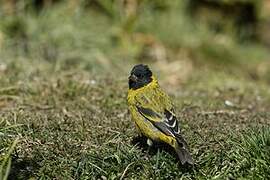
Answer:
[129, 64, 153, 90]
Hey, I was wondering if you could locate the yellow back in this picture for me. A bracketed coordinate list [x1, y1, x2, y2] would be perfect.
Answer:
[127, 75, 173, 115]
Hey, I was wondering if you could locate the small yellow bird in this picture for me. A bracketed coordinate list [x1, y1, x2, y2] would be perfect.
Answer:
[127, 64, 193, 165]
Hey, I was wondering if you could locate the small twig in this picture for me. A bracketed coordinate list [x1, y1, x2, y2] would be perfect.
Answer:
[0, 95, 20, 101]
[0, 86, 20, 93]
[21, 103, 54, 110]
[198, 109, 248, 116]
[120, 162, 134, 180]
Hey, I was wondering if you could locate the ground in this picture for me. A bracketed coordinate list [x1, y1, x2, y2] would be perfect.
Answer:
[0, 1, 270, 179]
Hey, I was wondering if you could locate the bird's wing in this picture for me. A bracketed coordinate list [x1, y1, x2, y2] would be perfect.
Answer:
[133, 85, 180, 136]
[136, 105, 189, 149]
[136, 106, 180, 137]
[133, 88, 193, 165]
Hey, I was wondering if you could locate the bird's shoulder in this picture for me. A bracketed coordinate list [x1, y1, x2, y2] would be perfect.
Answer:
[135, 87, 174, 113]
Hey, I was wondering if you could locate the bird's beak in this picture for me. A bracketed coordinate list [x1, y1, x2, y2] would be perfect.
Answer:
[129, 74, 138, 82]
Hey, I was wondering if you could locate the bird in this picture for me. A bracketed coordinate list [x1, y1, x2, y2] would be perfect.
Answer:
[127, 64, 193, 165]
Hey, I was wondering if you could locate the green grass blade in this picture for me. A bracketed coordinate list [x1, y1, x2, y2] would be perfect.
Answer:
[0, 137, 19, 180]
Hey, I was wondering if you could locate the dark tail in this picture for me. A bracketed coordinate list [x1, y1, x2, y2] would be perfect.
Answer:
[175, 134, 194, 165]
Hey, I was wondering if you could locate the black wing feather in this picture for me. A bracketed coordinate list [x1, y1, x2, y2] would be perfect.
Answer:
[164, 109, 179, 133]
[136, 106, 161, 119]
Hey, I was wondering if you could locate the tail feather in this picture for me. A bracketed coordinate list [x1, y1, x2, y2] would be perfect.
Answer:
[175, 145, 194, 165]
[175, 135, 194, 165]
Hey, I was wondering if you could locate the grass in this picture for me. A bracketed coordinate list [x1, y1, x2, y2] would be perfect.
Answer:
[0, 138, 19, 180]
[0, 1, 270, 179]
[0, 124, 20, 180]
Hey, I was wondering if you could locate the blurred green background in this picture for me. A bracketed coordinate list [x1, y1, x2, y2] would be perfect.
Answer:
[1, 0, 270, 82]
[1, 0, 270, 179]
